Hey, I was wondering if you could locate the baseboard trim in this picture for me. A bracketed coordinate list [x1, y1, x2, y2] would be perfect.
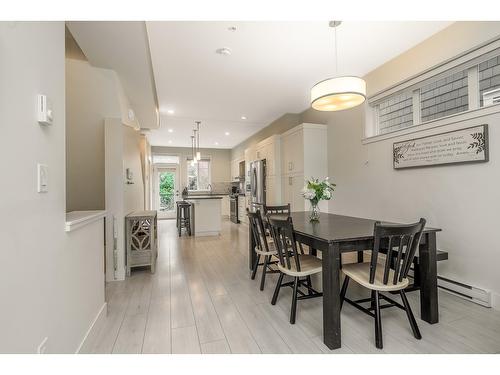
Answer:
[76, 302, 107, 354]
[491, 291, 500, 311]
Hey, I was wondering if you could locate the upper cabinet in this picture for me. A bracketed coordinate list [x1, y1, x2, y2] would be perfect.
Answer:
[280, 123, 328, 211]
[281, 129, 304, 174]
[231, 157, 243, 181]
[281, 123, 327, 179]
[256, 135, 281, 177]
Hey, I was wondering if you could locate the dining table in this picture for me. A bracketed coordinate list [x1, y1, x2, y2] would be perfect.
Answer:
[248, 211, 442, 350]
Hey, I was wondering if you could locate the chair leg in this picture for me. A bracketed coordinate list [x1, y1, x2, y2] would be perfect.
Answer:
[340, 275, 350, 309]
[260, 255, 269, 291]
[374, 291, 383, 349]
[271, 272, 284, 305]
[370, 290, 376, 310]
[306, 275, 313, 295]
[251, 254, 261, 280]
[290, 277, 299, 324]
[400, 290, 422, 340]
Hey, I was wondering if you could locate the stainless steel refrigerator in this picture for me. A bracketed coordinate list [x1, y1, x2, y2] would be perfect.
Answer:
[249, 159, 266, 212]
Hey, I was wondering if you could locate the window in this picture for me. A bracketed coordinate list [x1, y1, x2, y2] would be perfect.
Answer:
[152, 154, 180, 164]
[420, 69, 468, 122]
[370, 49, 500, 138]
[187, 158, 211, 191]
[377, 91, 413, 134]
[479, 55, 500, 107]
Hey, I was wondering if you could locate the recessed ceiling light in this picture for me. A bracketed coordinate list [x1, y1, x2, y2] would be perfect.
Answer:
[225, 132, 230, 136]
[168, 140, 172, 144]
[216, 47, 232, 56]
[241, 115, 247, 120]
[167, 109, 174, 114]
[214, 142, 219, 146]
[168, 128, 173, 133]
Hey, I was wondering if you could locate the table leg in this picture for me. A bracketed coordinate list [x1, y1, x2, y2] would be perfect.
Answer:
[322, 242, 341, 349]
[418, 232, 439, 323]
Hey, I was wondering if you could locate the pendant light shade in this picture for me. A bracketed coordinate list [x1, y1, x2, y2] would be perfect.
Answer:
[311, 21, 366, 112]
[311, 76, 366, 111]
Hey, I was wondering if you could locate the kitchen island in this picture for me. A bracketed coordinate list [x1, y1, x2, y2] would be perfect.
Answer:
[185, 196, 223, 236]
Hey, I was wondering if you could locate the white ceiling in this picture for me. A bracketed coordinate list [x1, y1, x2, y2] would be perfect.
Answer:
[146, 21, 452, 148]
[67, 21, 159, 129]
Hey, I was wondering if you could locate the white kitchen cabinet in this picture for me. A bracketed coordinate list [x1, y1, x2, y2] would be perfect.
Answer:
[256, 135, 280, 177]
[238, 195, 247, 224]
[281, 130, 304, 174]
[254, 135, 282, 205]
[231, 158, 243, 181]
[280, 123, 327, 211]
[244, 146, 256, 185]
[282, 174, 305, 212]
[221, 196, 230, 218]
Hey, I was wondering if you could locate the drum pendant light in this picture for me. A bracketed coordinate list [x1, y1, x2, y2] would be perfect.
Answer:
[311, 21, 366, 111]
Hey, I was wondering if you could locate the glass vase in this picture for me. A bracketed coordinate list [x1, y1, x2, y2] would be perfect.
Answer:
[309, 201, 320, 221]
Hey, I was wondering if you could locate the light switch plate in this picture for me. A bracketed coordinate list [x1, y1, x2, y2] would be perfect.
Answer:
[37, 163, 48, 193]
[37, 94, 53, 126]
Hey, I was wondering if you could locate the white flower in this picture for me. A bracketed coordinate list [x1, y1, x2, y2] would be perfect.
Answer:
[301, 188, 316, 200]
[323, 189, 331, 199]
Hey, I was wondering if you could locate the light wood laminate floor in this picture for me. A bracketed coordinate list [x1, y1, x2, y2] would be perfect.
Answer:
[84, 219, 500, 354]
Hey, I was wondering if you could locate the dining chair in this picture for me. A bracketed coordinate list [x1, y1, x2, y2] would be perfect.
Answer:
[263, 204, 291, 216]
[340, 218, 426, 349]
[247, 209, 280, 291]
[262, 204, 291, 239]
[267, 215, 323, 324]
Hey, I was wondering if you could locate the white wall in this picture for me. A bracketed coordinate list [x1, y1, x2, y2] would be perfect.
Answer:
[0, 22, 105, 352]
[105, 120, 145, 281]
[66, 58, 123, 211]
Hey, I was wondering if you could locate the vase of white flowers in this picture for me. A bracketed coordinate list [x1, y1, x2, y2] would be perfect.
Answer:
[301, 177, 336, 221]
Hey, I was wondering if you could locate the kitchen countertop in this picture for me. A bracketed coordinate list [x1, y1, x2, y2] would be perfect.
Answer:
[185, 195, 223, 200]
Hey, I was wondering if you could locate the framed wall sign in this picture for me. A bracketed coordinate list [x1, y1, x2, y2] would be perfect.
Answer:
[393, 124, 489, 169]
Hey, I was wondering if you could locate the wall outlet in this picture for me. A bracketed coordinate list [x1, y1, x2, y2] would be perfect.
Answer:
[37, 337, 48, 354]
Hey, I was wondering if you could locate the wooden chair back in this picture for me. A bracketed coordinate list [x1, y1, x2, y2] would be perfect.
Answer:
[263, 204, 291, 216]
[267, 215, 302, 272]
[247, 209, 271, 254]
[370, 218, 426, 285]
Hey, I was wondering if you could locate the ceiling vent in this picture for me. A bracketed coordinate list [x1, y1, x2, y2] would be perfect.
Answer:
[216, 47, 232, 56]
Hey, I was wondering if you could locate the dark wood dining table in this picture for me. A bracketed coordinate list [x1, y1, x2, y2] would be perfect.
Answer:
[248, 211, 442, 350]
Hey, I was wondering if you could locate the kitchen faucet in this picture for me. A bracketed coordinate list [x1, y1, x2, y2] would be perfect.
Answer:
[207, 183, 212, 193]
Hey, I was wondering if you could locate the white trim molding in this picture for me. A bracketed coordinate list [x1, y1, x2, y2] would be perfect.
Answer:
[65, 210, 106, 232]
[363, 102, 500, 145]
[75, 302, 107, 354]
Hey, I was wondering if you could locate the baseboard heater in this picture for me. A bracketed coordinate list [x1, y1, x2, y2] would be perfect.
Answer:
[437, 276, 491, 308]
[407, 270, 491, 307]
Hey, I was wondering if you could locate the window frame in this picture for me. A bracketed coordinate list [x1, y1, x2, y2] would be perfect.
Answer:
[186, 156, 212, 192]
[365, 40, 500, 144]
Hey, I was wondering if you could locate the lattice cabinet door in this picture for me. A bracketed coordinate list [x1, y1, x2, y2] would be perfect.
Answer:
[126, 210, 158, 276]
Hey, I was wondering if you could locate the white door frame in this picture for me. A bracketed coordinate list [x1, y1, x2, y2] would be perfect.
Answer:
[153, 164, 180, 219]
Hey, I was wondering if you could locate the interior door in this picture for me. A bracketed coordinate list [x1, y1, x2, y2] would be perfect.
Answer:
[154, 166, 179, 219]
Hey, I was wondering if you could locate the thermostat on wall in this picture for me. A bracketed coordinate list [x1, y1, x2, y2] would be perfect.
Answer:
[37, 94, 53, 125]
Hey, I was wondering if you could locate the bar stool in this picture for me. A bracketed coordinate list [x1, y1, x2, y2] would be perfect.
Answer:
[176, 201, 192, 237]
